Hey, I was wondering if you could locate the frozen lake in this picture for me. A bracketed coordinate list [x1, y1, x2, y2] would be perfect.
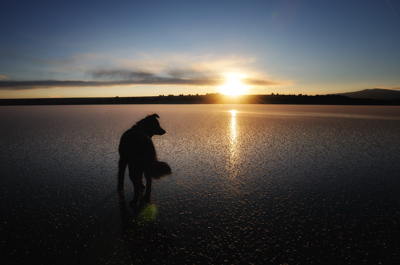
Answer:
[1, 104, 400, 264]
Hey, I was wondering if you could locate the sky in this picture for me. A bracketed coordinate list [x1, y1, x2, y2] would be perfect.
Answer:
[1, 0, 400, 98]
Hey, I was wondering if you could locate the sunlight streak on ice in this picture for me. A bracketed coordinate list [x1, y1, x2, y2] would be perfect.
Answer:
[229, 110, 239, 178]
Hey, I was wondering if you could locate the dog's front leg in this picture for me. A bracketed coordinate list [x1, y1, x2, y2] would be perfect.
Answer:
[128, 163, 144, 205]
[143, 173, 152, 202]
[131, 175, 142, 205]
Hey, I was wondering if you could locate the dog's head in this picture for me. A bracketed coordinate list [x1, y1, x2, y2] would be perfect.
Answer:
[137, 114, 166, 137]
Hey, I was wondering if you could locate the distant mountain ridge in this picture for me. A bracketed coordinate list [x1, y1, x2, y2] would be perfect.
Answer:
[335, 88, 400, 100]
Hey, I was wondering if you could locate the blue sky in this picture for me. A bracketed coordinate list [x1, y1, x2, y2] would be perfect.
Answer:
[1, 0, 400, 98]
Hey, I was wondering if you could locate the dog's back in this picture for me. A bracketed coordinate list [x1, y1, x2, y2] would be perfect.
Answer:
[118, 124, 157, 164]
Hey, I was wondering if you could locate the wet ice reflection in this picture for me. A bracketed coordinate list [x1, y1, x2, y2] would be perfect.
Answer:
[230, 109, 238, 142]
[228, 110, 239, 178]
[230, 110, 238, 165]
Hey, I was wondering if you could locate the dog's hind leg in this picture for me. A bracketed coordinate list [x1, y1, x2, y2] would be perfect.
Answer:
[118, 158, 128, 190]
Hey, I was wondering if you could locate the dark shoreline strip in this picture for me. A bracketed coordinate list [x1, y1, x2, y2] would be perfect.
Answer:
[1, 94, 399, 106]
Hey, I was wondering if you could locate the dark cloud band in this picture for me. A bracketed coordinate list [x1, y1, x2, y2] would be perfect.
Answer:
[88, 69, 156, 79]
[243, 78, 284, 86]
[0, 78, 223, 90]
[0, 68, 287, 90]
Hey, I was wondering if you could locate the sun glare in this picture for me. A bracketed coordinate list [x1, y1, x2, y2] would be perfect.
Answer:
[219, 73, 247, 96]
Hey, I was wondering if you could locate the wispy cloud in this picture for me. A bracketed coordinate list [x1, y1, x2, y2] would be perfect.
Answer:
[0, 52, 291, 91]
[0, 75, 9, 80]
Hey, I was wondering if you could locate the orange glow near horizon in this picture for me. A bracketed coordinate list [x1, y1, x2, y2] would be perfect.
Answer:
[219, 73, 248, 96]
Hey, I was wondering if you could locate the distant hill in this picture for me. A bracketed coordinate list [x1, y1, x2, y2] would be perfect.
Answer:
[335, 88, 400, 100]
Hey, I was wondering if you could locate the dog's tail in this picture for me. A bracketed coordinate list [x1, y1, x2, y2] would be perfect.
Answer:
[147, 161, 172, 179]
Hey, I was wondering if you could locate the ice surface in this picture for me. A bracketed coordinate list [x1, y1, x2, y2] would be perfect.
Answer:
[1, 104, 400, 264]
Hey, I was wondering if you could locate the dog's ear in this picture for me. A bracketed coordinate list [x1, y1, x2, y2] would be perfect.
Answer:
[149, 114, 159, 119]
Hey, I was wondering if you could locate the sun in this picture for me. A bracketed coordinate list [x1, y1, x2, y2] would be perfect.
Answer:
[219, 73, 247, 96]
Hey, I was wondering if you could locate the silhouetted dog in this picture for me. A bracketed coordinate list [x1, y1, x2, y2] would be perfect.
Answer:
[118, 114, 171, 203]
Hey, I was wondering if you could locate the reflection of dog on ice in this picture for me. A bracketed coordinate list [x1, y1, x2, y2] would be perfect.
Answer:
[118, 114, 171, 204]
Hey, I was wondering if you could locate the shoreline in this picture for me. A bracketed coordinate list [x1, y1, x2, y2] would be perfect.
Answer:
[1, 93, 400, 106]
